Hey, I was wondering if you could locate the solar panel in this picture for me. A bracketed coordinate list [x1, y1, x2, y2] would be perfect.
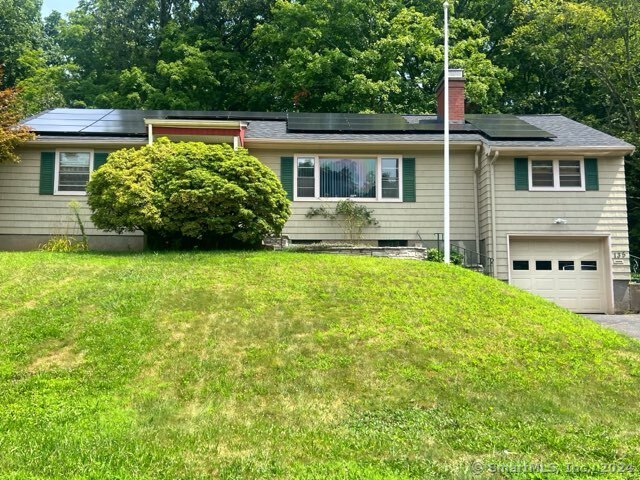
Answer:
[288, 112, 478, 133]
[466, 114, 555, 139]
[24, 108, 556, 140]
[83, 121, 147, 134]
[164, 111, 288, 121]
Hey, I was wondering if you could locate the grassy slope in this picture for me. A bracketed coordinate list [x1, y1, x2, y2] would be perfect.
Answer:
[1, 252, 640, 479]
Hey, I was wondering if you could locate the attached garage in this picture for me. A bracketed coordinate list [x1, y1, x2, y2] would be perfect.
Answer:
[508, 236, 611, 313]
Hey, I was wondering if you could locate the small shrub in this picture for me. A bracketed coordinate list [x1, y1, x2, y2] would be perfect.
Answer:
[426, 248, 464, 266]
[426, 248, 444, 262]
[39, 201, 89, 252]
[306, 199, 378, 242]
[40, 236, 88, 252]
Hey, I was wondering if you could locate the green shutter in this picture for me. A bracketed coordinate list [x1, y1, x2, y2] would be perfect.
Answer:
[402, 157, 416, 202]
[585, 158, 599, 191]
[514, 157, 529, 191]
[39, 151, 55, 195]
[93, 152, 109, 170]
[280, 156, 294, 200]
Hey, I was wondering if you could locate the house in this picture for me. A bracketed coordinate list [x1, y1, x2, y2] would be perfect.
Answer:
[0, 70, 635, 314]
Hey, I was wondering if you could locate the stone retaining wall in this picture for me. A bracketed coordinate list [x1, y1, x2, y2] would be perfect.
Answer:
[287, 245, 427, 260]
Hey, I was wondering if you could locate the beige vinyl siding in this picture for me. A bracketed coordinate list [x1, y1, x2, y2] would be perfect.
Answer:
[477, 151, 493, 257]
[251, 147, 478, 242]
[491, 156, 629, 281]
[0, 146, 142, 237]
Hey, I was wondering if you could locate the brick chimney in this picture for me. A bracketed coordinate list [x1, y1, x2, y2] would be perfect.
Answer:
[436, 68, 466, 124]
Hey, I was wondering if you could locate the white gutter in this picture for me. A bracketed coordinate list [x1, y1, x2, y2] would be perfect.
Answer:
[473, 145, 481, 255]
[490, 145, 635, 156]
[243, 138, 482, 147]
[143, 119, 245, 129]
[28, 137, 147, 146]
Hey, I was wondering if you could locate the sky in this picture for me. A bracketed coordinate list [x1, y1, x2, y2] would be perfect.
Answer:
[41, 0, 79, 17]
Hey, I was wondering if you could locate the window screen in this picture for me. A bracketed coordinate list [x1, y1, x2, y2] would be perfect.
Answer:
[531, 160, 554, 187]
[559, 160, 582, 188]
[297, 157, 315, 198]
[381, 158, 400, 199]
[58, 152, 91, 192]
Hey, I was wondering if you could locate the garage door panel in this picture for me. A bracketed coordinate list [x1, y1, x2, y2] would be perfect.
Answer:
[509, 237, 607, 313]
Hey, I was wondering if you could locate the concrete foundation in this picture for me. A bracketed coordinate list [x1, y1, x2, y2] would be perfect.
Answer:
[0, 234, 144, 252]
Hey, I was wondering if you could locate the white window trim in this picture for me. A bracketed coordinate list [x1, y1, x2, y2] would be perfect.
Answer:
[293, 154, 403, 202]
[54, 148, 94, 196]
[528, 157, 585, 192]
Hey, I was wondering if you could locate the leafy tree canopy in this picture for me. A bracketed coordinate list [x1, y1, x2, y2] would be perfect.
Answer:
[0, 83, 35, 163]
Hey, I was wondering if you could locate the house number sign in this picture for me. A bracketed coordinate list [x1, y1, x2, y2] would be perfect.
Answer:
[613, 251, 628, 265]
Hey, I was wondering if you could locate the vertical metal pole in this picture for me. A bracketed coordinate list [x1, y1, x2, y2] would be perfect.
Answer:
[443, 1, 451, 263]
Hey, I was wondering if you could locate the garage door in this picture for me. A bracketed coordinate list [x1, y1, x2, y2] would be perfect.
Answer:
[509, 237, 607, 313]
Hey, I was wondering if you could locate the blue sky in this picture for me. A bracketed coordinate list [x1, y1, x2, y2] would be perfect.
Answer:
[42, 0, 79, 17]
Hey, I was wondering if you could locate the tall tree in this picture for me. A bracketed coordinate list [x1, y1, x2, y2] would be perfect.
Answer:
[0, 81, 36, 163]
[248, 0, 506, 112]
[0, 0, 44, 86]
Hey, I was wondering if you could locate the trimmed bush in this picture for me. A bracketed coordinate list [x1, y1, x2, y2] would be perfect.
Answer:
[87, 139, 290, 248]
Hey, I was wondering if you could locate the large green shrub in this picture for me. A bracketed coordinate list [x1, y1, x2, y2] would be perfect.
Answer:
[87, 139, 290, 248]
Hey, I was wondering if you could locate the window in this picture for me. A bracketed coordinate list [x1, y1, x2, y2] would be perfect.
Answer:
[536, 260, 552, 270]
[559, 161, 581, 187]
[581, 261, 598, 271]
[378, 240, 408, 247]
[294, 155, 402, 201]
[381, 158, 400, 199]
[320, 158, 376, 198]
[531, 160, 554, 188]
[530, 159, 584, 190]
[558, 261, 575, 271]
[56, 150, 93, 194]
[296, 157, 315, 198]
[512, 260, 530, 271]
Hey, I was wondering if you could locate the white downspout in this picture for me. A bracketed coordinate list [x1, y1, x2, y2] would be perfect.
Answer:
[473, 145, 480, 255]
[490, 151, 499, 272]
[147, 124, 153, 145]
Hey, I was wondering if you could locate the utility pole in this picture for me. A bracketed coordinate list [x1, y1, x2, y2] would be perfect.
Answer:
[443, 1, 451, 264]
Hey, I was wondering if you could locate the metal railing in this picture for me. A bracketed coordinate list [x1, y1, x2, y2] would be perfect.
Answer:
[450, 242, 495, 277]
[630, 254, 640, 283]
[417, 232, 494, 277]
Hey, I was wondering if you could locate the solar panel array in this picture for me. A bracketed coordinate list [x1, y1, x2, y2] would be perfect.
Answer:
[465, 114, 555, 139]
[24, 109, 290, 136]
[25, 109, 555, 140]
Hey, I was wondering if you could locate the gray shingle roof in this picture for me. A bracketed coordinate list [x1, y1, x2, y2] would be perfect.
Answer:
[25, 108, 634, 150]
[246, 114, 633, 149]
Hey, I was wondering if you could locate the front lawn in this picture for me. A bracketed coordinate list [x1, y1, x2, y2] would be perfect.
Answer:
[1, 252, 639, 478]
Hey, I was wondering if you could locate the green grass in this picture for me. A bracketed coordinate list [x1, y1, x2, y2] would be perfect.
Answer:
[1, 251, 640, 479]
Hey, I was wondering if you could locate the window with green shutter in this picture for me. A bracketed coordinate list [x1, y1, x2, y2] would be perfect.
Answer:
[527, 158, 593, 191]
[285, 155, 410, 201]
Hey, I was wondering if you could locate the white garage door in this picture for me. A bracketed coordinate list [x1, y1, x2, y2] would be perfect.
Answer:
[509, 237, 607, 313]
